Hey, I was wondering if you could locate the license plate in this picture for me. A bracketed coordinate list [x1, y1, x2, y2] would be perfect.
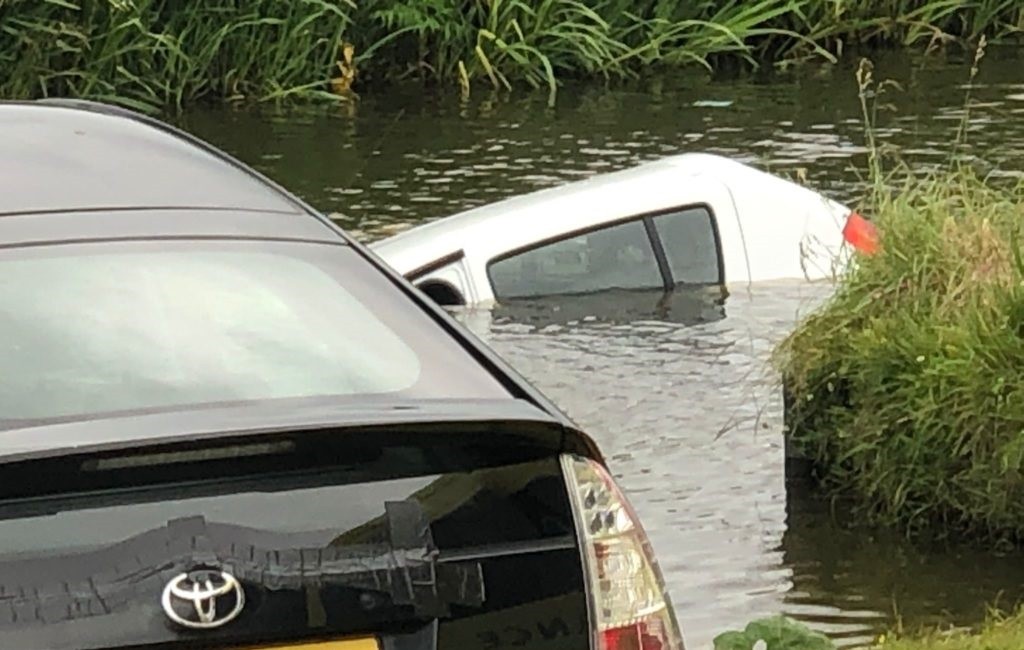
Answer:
[248, 638, 379, 650]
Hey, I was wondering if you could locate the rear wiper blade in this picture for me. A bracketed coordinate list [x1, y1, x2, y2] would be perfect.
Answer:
[0, 501, 484, 626]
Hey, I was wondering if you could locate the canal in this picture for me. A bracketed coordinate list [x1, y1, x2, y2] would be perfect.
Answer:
[177, 49, 1024, 648]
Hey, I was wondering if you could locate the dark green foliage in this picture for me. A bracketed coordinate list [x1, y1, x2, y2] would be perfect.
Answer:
[0, 0, 353, 110]
[713, 616, 835, 650]
[1, 1, 1022, 108]
[714, 610, 1024, 649]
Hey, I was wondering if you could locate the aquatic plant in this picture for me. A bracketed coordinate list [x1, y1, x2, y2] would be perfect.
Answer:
[355, 0, 1021, 96]
[784, 0, 1024, 53]
[714, 616, 835, 650]
[773, 39, 1024, 541]
[361, 0, 632, 104]
[714, 609, 1024, 650]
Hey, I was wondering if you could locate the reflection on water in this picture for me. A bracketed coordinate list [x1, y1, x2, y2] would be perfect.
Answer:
[456, 282, 831, 648]
[176, 50, 1024, 648]
[492, 287, 729, 329]
[783, 481, 1024, 646]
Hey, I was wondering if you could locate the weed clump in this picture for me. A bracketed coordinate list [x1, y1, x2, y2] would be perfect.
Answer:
[775, 166, 1024, 541]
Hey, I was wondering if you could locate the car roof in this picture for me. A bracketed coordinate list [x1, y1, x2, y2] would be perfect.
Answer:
[370, 153, 738, 270]
[370, 153, 849, 280]
[0, 100, 341, 243]
[374, 156, 692, 245]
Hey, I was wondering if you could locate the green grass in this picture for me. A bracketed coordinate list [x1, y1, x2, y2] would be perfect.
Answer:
[714, 611, 1024, 650]
[0, 0, 355, 110]
[775, 162, 1024, 541]
[771, 42, 1024, 542]
[876, 610, 1024, 650]
[771, 0, 1024, 55]
[1, 0, 1023, 109]
[756, 37, 1021, 597]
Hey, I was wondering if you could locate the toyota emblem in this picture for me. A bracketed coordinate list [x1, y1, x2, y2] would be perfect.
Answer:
[161, 569, 245, 629]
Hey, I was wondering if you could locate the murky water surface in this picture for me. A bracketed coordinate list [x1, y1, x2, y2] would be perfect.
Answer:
[179, 51, 1024, 648]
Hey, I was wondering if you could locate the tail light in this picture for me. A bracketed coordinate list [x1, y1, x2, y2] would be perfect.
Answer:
[562, 455, 686, 650]
[842, 211, 879, 255]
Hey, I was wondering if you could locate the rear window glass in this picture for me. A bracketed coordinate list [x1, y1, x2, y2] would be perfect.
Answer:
[0, 240, 507, 424]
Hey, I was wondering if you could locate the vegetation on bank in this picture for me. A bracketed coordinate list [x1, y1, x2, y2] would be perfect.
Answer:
[874, 610, 1024, 650]
[3, 0, 1024, 109]
[714, 612, 1024, 650]
[771, 37, 1024, 543]
[775, 161, 1024, 541]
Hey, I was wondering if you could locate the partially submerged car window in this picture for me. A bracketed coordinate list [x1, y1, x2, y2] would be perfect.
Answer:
[0, 240, 508, 424]
[653, 206, 721, 285]
[488, 219, 662, 299]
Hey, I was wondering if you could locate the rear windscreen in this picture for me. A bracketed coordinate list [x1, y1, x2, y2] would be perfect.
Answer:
[0, 239, 508, 426]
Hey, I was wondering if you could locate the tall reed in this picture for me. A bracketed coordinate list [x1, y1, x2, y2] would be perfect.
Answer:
[1, 0, 1022, 108]
[0, 0, 354, 110]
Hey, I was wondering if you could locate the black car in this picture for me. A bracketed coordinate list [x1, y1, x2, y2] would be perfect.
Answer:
[0, 100, 685, 650]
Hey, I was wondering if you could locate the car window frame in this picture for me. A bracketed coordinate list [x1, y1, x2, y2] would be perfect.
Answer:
[484, 202, 724, 300]
[646, 203, 725, 286]
[405, 249, 466, 283]
[404, 250, 470, 306]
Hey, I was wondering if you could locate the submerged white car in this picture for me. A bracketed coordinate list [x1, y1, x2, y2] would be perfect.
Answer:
[371, 153, 878, 306]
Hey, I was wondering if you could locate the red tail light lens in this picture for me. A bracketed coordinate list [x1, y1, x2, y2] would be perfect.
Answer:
[562, 455, 686, 650]
[602, 619, 670, 650]
[842, 211, 879, 255]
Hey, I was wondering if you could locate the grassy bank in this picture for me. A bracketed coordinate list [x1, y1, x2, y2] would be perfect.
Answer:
[714, 612, 1024, 650]
[2, 0, 1023, 110]
[774, 157, 1024, 540]
[878, 611, 1024, 650]
[769, 39, 1024, 541]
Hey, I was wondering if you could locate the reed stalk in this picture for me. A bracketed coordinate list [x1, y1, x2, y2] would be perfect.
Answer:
[1, 0, 1022, 109]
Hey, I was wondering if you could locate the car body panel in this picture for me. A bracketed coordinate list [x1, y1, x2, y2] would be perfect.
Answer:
[0, 419, 588, 650]
[406, 252, 478, 305]
[371, 153, 851, 305]
[437, 259, 475, 302]
[0, 102, 302, 216]
[0, 398, 590, 467]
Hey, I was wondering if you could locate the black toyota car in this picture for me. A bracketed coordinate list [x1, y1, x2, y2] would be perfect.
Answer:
[0, 100, 685, 650]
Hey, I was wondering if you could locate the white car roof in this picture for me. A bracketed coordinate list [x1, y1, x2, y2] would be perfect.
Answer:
[371, 152, 850, 286]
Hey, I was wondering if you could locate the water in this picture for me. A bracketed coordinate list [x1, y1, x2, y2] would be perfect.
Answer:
[177, 50, 1024, 648]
